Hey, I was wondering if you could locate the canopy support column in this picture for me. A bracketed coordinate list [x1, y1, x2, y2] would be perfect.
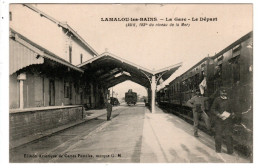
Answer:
[151, 75, 156, 113]
[141, 71, 160, 113]
[17, 73, 26, 109]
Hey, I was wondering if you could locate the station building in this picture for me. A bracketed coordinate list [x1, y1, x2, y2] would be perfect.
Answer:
[9, 4, 107, 145]
[9, 4, 182, 148]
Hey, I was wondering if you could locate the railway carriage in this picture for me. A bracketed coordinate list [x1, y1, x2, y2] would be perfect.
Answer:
[157, 31, 253, 155]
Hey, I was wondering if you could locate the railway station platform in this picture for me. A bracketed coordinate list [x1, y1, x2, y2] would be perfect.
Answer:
[10, 106, 123, 149]
[140, 106, 250, 163]
[10, 104, 251, 163]
[84, 106, 122, 120]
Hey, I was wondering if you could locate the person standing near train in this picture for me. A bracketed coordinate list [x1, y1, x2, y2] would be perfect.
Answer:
[186, 89, 211, 137]
[106, 99, 113, 121]
[211, 87, 234, 154]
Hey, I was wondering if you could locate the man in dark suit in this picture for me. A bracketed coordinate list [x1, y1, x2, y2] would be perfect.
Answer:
[106, 99, 113, 121]
[211, 87, 234, 154]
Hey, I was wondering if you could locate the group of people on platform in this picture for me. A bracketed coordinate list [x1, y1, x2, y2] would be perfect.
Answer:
[105, 86, 235, 155]
[186, 87, 234, 155]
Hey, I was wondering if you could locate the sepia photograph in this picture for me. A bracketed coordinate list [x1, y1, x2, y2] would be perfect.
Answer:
[4, 2, 254, 164]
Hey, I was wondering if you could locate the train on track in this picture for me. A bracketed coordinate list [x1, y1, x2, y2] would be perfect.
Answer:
[110, 97, 120, 106]
[125, 89, 137, 105]
[157, 31, 253, 155]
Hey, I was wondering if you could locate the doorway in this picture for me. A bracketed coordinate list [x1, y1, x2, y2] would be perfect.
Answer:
[49, 79, 55, 106]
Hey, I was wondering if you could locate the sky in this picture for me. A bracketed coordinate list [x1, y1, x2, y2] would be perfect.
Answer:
[30, 4, 252, 100]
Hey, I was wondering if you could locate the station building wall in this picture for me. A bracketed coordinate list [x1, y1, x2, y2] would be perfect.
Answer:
[10, 69, 101, 109]
[10, 4, 96, 66]
[10, 106, 83, 143]
[64, 32, 95, 65]
[10, 70, 107, 110]
[10, 4, 64, 60]
[9, 5, 107, 145]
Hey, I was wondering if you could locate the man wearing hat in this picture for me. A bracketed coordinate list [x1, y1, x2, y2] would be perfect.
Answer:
[211, 87, 234, 154]
[186, 89, 211, 137]
[106, 99, 113, 121]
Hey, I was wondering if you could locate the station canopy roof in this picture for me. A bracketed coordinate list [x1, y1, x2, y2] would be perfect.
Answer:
[78, 52, 182, 88]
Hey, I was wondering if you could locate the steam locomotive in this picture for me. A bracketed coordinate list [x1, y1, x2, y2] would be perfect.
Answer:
[157, 31, 253, 155]
[125, 89, 137, 105]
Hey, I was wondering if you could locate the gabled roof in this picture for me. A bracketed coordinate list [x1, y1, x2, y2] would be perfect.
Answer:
[18, 4, 182, 88]
[10, 28, 84, 73]
[78, 52, 154, 74]
[23, 4, 99, 56]
[153, 62, 183, 81]
[78, 52, 182, 88]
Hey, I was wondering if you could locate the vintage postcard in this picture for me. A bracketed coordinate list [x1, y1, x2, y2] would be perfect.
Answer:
[6, 3, 253, 164]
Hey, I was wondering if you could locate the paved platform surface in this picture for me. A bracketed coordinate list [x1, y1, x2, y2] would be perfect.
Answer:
[10, 106, 122, 149]
[10, 104, 251, 163]
[140, 106, 249, 163]
[84, 106, 122, 120]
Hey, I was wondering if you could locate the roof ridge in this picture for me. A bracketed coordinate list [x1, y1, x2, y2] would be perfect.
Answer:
[23, 4, 99, 56]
